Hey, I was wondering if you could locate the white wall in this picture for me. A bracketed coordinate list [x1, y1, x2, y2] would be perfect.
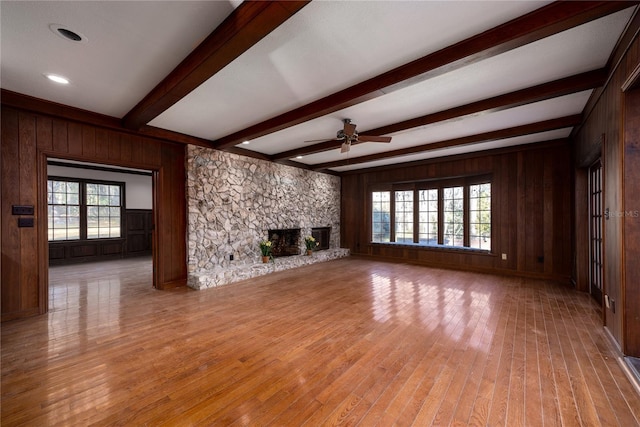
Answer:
[47, 165, 153, 209]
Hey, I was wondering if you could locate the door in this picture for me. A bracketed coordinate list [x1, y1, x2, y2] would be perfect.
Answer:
[589, 159, 603, 304]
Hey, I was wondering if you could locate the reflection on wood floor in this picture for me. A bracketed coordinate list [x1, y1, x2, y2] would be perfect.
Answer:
[2, 257, 639, 426]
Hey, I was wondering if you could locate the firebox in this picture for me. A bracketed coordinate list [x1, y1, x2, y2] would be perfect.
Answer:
[311, 227, 331, 250]
[268, 228, 301, 257]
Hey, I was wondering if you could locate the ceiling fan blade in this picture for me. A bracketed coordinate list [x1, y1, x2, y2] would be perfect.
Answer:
[343, 122, 356, 137]
[358, 135, 392, 143]
[304, 138, 341, 143]
[340, 141, 350, 153]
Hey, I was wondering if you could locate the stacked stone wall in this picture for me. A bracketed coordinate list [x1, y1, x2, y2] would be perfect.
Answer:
[186, 145, 342, 284]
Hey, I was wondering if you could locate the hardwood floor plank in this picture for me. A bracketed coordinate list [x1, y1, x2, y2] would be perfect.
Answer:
[522, 284, 544, 426]
[532, 284, 562, 427]
[426, 296, 494, 425]
[410, 277, 495, 425]
[563, 291, 621, 426]
[1, 257, 639, 426]
[468, 278, 514, 426]
[554, 289, 602, 426]
[448, 300, 496, 425]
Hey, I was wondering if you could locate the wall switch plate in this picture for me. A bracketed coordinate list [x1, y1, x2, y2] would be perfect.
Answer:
[12, 205, 34, 215]
[501, 253, 507, 260]
[229, 254, 234, 261]
[18, 217, 34, 227]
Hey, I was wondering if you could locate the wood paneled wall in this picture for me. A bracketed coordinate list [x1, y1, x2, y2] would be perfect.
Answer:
[341, 142, 573, 281]
[623, 87, 640, 356]
[48, 209, 153, 264]
[1, 105, 186, 321]
[125, 209, 153, 257]
[573, 28, 640, 355]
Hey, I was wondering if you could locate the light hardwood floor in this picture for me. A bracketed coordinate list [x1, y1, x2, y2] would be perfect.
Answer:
[1, 257, 639, 426]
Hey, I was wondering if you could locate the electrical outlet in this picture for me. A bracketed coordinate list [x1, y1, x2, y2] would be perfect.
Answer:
[501, 253, 507, 260]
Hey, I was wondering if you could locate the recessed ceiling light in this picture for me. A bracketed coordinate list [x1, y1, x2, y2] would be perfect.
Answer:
[296, 156, 303, 159]
[44, 74, 70, 85]
[242, 140, 250, 145]
[49, 24, 87, 44]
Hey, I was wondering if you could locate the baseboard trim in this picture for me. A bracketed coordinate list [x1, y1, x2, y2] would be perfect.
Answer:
[349, 253, 573, 284]
[157, 278, 187, 290]
[1, 307, 41, 323]
[603, 326, 640, 397]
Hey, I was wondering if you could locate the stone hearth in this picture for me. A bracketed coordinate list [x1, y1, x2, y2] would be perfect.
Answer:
[188, 248, 350, 290]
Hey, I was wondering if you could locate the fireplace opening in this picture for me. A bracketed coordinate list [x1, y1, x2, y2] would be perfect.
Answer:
[268, 228, 301, 257]
[311, 227, 331, 251]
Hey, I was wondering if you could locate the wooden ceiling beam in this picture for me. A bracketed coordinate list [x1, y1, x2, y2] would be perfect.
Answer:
[272, 68, 606, 160]
[212, 1, 634, 150]
[122, 1, 309, 130]
[272, 140, 344, 161]
[310, 115, 582, 170]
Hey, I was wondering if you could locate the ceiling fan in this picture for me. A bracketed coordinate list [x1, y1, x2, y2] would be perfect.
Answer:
[308, 119, 392, 153]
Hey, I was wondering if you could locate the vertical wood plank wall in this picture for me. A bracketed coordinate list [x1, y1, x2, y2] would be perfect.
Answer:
[340, 142, 574, 282]
[1, 106, 187, 321]
[573, 32, 639, 354]
[623, 88, 640, 356]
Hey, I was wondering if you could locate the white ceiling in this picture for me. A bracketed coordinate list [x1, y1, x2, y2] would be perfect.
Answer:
[1, 1, 637, 173]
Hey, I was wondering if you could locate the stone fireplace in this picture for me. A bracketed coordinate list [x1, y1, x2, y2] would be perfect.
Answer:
[187, 145, 347, 290]
[268, 228, 301, 257]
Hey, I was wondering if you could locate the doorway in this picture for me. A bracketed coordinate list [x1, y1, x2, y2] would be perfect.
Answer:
[45, 158, 156, 312]
[588, 159, 603, 304]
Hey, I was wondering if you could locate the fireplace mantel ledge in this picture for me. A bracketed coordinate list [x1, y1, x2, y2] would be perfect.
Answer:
[187, 248, 350, 290]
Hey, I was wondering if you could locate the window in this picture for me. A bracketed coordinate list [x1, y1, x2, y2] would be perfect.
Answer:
[48, 180, 80, 241]
[370, 179, 491, 251]
[418, 189, 438, 244]
[443, 186, 464, 247]
[469, 183, 491, 250]
[47, 178, 124, 242]
[395, 190, 413, 243]
[86, 183, 122, 239]
[372, 191, 391, 242]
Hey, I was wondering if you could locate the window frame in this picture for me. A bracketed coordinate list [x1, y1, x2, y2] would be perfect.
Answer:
[369, 174, 492, 252]
[468, 182, 492, 250]
[47, 176, 125, 242]
[371, 190, 392, 243]
[48, 179, 81, 241]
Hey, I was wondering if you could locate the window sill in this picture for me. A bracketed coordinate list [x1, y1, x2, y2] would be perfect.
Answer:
[49, 237, 125, 244]
[370, 241, 493, 255]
